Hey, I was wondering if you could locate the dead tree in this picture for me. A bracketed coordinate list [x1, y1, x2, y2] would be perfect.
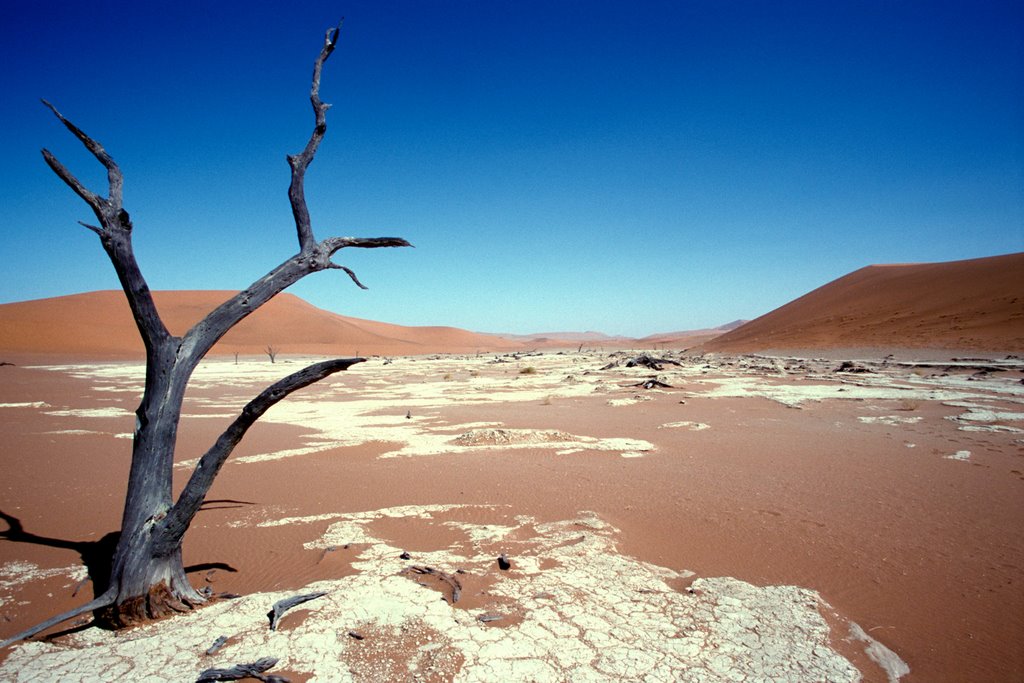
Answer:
[0, 23, 410, 645]
[265, 345, 279, 364]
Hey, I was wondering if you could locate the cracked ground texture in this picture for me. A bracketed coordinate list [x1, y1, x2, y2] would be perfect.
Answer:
[0, 508, 864, 682]
[6, 351, 1021, 680]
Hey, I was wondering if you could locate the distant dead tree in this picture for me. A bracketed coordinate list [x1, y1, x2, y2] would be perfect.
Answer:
[265, 345, 279, 363]
[0, 23, 410, 645]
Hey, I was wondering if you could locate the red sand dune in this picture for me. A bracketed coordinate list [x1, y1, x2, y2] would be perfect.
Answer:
[640, 320, 747, 349]
[3, 252, 1020, 360]
[0, 290, 525, 360]
[704, 252, 1024, 353]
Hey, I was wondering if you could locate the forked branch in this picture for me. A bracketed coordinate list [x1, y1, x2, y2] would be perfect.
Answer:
[181, 235, 410, 362]
[176, 21, 410, 362]
[40, 99, 124, 213]
[40, 102, 169, 350]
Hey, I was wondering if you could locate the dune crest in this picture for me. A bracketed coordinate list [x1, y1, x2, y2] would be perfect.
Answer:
[705, 252, 1024, 353]
[0, 291, 525, 360]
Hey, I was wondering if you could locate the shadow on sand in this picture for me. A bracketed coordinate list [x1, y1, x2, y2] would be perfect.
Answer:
[0, 501, 251, 639]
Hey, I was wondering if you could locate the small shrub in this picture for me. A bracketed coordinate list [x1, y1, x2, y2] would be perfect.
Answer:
[520, 366, 537, 375]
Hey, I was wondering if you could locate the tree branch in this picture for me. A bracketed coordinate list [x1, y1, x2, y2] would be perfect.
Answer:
[40, 102, 171, 352]
[320, 236, 412, 252]
[323, 236, 414, 290]
[181, 235, 410, 364]
[40, 149, 104, 217]
[155, 357, 365, 553]
[331, 264, 368, 289]
[41, 99, 123, 209]
[288, 20, 344, 253]
[175, 21, 411, 364]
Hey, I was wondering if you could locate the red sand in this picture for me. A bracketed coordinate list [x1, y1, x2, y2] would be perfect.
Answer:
[1, 355, 1023, 680]
[704, 252, 1024, 353]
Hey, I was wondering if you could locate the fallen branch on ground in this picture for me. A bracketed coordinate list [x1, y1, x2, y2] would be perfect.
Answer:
[196, 657, 287, 682]
[402, 565, 462, 603]
[633, 377, 673, 389]
[267, 592, 327, 631]
[626, 354, 683, 371]
[204, 635, 229, 656]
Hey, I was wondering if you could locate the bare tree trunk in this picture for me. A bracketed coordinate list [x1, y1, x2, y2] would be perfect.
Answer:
[2, 23, 411, 643]
[99, 345, 199, 624]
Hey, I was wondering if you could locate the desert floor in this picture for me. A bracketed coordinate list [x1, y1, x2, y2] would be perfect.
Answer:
[0, 350, 1022, 681]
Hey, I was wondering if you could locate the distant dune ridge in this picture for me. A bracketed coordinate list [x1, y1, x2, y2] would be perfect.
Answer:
[704, 252, 1024, 353]
[639, 320, 749, 349]
[0, 291, 525, 360]
[0, 253, 1020, 359]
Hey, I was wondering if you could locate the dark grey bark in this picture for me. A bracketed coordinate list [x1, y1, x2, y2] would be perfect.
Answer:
[267, 591, 328, 631]
[1, 24, 409, 645]
[196, 657, 286, 683]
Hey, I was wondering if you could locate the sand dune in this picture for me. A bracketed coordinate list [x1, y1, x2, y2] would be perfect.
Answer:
[3, 252, 1020, 361]
[0, 291, 526, 360]
[640, 320, 748, 349]
[492, 330, 635, 348]
[705, 252, 1024, 353]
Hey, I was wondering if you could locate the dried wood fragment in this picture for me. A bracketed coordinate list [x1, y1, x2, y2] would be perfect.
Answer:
[205, 635, 229, 656]
[347, 630, 365, 640]
[402, 565, 462, 603]
[196, 656, 287, 682]
[477, 613, 504, 623]
[632, 377, 673, 389]
[625, 354, 683, 371]
[497, 554, 512, 571]
[835, 361, 872, 373]
[268, 591, 327, 631]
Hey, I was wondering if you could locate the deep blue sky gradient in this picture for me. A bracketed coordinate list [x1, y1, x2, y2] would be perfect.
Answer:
[2, 1, 1021, 335]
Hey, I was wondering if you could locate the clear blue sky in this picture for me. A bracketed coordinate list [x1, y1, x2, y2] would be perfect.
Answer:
[2, 1, 1021, 336]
